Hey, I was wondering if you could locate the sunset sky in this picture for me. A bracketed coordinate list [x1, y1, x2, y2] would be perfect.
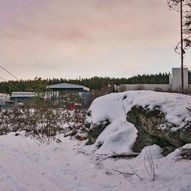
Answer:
[0, 0, 190, 80]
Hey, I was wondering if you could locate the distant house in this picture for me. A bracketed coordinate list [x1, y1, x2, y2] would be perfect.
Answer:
[10, 92, 37, 104]
[46, 83, 91, 108]
[46, 83, 89, 92]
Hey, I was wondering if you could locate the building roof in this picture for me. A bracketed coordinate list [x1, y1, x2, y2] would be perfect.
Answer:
[46, 83, 89, 91]
[11, 92, 36, 98]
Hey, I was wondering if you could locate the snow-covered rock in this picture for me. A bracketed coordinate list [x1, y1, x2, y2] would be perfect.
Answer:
[85, 91, 191, 155]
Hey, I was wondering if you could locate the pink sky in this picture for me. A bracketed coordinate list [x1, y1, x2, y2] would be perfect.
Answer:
[0, 0, 190, 80]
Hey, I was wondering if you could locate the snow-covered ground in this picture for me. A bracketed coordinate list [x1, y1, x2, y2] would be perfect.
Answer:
[0, 133, 191, 191]
[0, 91, 191, 191]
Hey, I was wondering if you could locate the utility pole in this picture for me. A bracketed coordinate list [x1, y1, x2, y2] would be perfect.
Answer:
[180, 0, 184, 93]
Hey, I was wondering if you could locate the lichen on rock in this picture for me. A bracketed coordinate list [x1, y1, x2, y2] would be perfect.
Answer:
[86, 118, 111, 145]
[126, 105, 186, 154]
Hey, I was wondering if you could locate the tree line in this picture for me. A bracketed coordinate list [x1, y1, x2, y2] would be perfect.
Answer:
[1, 71, 191, 94]
[0, 72, 174, 94]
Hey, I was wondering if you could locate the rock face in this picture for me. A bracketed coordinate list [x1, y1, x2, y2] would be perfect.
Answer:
[84, 91, 191, 156]
[180, 125, 191, 143]
[86, 104, 191, 155]
[86, 119, 110, 145]
[180, 148, 191, 160]
[126, 105, 190, 155]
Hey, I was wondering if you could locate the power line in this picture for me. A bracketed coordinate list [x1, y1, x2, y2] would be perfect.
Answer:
[0, 29, 38, 91]
[0, 29, 50, 74]
[0, 77, 23, 92]
[0, 65, 19, 80]
[0, 27, 55, 92]
[0, 64, 34, 91]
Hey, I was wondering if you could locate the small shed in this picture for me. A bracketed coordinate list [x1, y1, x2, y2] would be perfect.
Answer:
[10, 92, 37, 104]
[46, 83, 90, 108]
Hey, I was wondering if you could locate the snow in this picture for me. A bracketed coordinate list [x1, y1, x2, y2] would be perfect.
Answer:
[87, 91, 191, 127]
[136, 144, 163, 160]
[93, 121, 137, 155]
[85, 91, 191, 154]
[0, 91, 191, 191]
[0, 133, 191, 191]
[182, 143, 191, 149]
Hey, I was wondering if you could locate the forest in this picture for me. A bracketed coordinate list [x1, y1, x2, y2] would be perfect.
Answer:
[0, 72, 190, 94]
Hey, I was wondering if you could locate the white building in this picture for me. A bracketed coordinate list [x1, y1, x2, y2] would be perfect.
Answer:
[118, 68, 190, 93]
[169, 68, 188, 92]
[10, 92, 37, 104]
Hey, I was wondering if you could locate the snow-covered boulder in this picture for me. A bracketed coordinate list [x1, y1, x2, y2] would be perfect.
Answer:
[126, 105, 185, 153]
[85, 91, 191, 155]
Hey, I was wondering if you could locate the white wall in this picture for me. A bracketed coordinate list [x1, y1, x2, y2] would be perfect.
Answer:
[118, 84, 170, 92]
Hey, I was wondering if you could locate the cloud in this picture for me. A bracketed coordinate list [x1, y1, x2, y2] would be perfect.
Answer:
[1, 0, 178, 44]
[0, 0, 185, 79]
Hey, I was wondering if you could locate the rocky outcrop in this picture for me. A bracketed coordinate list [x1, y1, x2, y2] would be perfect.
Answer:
[180, 148, 191, 160]
[126, 105, 190, 155]
[180, 125, 191, 143]
[86, 119, 110, 145]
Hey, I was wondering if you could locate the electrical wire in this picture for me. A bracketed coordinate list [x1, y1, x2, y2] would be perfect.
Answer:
[0, 28, 50, 74]
[0, 77, 23, 92]
[0, 65, 19, 80]
[0, 65, 34, 91]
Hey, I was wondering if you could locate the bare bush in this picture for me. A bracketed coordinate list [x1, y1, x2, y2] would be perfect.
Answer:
[0, 107, 86, 142]
[112, 164, 143, 183]
[144, 150, 156, 181]
[186, 105, 191, 116]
